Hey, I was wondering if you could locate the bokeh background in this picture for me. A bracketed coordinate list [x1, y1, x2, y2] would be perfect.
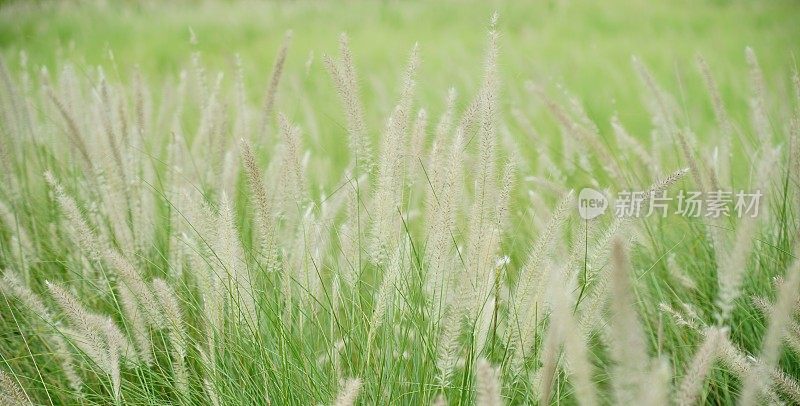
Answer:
[1, 0, 798, 146]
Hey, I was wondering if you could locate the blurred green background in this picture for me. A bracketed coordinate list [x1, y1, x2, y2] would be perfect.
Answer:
[0, 0, 798, 154]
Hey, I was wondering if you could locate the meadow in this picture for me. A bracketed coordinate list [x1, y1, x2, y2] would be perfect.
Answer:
[1, 0, 800, 404]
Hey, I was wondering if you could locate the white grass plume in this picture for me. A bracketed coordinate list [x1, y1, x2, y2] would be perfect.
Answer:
[436, 298, 465, 387]
[608, 238, 651, 405]
[676, 327, 723, 406]
[117, 284, 154, 365]
[240, 139, 280, 272]
[0, 369, 30, 406]
[370, 43, 419, 262]
[367, 242, 407, 350]
[463, 14, 501, 327]
[217, 193, 257, 328]
[261, 30, 292, 129]
[333, 377, 363, 406]
[46, 281, 128, 400]
[1, 271, 83, 392]
[740, 252, 800, 405]
[475, 358, 503, 406]
[745, 47, 770, 146]
[715, 149, 777, 325]
[325, 34, 371, 174]
[153, 278, 189, 393]
[508, 190, 573, 370]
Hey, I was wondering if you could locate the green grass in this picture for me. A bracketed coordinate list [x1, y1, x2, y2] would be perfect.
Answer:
[0, 0, 799, 405]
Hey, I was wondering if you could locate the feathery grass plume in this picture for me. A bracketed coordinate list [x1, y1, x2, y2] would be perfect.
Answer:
[96, 161, 137, 256]
[424, 131, 464, 313]
[328, 339, 345, 382]
[611, 114, 656, 176]
[663, 302, 800, 403]
[219, 147, 240, 206]
[435, 301, 463, 387]
[49, 167, 143, 299]
[752, 296, 800, 355]
[2, 270, 50, 320]
[432, 394, 447, 406]
[508, 190, 573, 370]
[740, 252, 800, 405]
[473, 270, 498, 355]
[717, 334, 800, 403]
[561, 307, 598, 406]
[117, 285, 154, 366]
[292, 196, 341, 318]
[51, 334, 83, 394]
[333, 377, 363, 406]
[608, 237, 651, 405]
[674, 127, 708, 201]
[367, 241, 407, 350]
[676, 327, 723, 406]
[104, 248, 163, 326]
[0, 369, 29, 406]
[189, 30, 206, 97]
[45, 85, 92, 169]
[325, 34, 371, 174]
[96, 69, 128, 186]
[152, 278, 189, 393]
[240, 139, 280, 271]
[666, 254, 697, 291]
[463, 13, 501, 328]
[99, 317, 123, 402]
[46, 281, 125, 399]
[496, 161, 515, 230]
[197, 345, 221, 406]
[538, 263, 597, 406]
[538, 305, 559, 405]
[166, 189, 189, 280]
[407, 108, 427, 184]
[370, 43, 419, 262]
[1, 271, 83, 392]
[695, 54, 734, 139]
[576, 167, 687, 279]
[631, 56, 677, 135]
[44, 171, 102, 261]
[563, 86, 627, 183]
[642, 358, 671, 406]
[132, 67, 150, 141]
[435, 87, 457, 141]
[745, 47, 771, 146]
[769, 367, 800, 404]
[336, 174, 365, 288]
[715, 149, 777, 324]
[261, 30, 292, 131]
[192, 71, 223, 173]
[217, 193, 257, 328]
[277, 113, 308, 227]
[534, 85, 624, 185]
[475, 358, 503, 406]
[131, 163, 157, 253]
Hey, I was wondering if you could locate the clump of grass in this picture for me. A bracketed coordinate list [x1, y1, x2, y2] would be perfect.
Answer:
[0, 13, 799, 406]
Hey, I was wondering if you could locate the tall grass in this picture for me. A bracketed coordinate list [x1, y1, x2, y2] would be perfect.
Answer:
[1, 14, 799, 405]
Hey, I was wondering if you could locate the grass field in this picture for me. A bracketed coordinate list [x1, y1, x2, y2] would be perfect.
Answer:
[1, 0, 800, 404]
